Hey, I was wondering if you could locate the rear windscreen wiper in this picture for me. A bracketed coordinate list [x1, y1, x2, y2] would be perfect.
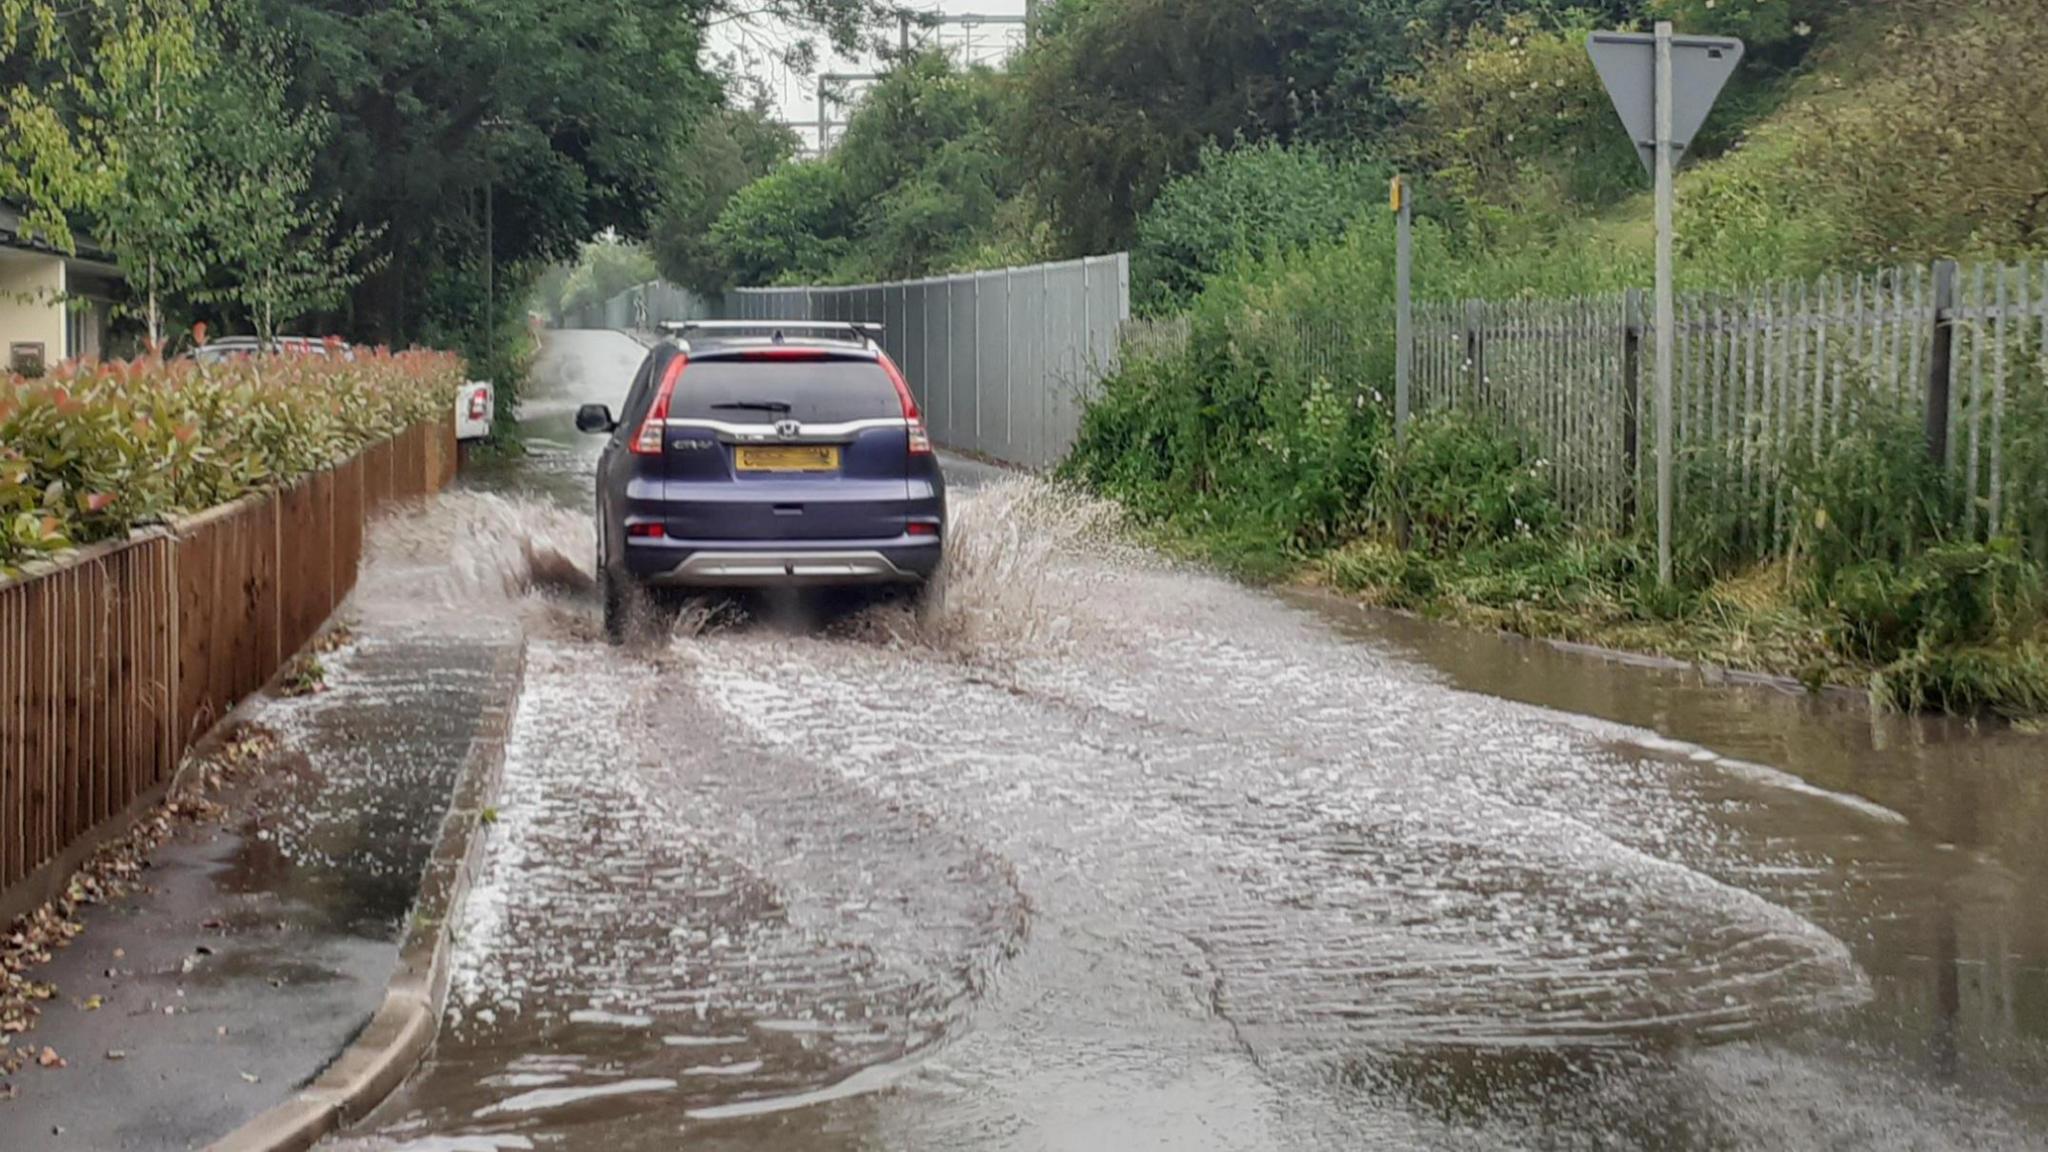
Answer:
[710, 401, 793, 414]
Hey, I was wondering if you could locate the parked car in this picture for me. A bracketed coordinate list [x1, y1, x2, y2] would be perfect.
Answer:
[575, 321, 946, 641]
[456, 379, 494, 441]
[188, 335, 353, 363]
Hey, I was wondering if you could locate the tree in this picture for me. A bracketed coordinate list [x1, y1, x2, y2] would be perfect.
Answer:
[1389, 14, 1643, 246]
[649, 106, 799, 295]
[695, 53, 1020, 288]
[2, 0, 216, 346]
[708, 161, 851, 286]
[557, 237, 658, 316]
[1005, 0, 1650, 256]
[193, 35, 374, 340]
[853, 136, 1007, 280]
[1132, 141, 1386, 313]
[261, 0, 881, 351]
[831, 54, 1014, 279]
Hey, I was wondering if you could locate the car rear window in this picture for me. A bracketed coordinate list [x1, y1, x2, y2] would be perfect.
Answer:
[671, 358, 901, 424]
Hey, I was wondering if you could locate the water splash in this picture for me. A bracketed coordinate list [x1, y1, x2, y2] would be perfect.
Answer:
[836, 476, 1134, 659]
[354, 491, 595, 625]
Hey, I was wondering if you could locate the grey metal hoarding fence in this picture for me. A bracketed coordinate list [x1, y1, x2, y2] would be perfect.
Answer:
[728, 254, 1132, 470]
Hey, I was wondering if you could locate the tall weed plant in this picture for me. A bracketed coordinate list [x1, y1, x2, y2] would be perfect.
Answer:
[1070, 213, 1453, 563]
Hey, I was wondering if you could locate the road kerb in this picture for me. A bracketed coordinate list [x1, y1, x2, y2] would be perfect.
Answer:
[205, 638, 526, 1152]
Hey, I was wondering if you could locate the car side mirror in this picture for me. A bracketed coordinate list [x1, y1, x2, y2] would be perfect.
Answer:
[575, 403, 617, 434]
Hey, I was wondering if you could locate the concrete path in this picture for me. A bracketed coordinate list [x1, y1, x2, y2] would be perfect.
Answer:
[0, 583, 520, 1150]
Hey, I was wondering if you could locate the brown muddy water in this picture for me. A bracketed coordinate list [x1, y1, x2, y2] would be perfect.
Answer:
[328, 330, 2048, 1152]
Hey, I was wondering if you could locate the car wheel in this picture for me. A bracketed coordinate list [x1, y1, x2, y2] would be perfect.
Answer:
[599, 563, 628, 645]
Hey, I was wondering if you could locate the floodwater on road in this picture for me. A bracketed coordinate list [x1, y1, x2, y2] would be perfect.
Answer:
[333, 329, 2048, 1151]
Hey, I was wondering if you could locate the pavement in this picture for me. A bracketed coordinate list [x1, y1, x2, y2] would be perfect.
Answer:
[0, 558, 522, 1151]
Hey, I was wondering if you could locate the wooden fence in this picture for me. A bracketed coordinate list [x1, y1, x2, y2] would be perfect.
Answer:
[1414, 260, 2048, 553]
[0, 418, 457, 920]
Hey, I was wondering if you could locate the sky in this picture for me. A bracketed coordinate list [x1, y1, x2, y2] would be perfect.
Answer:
[706, 0, 1032, 154]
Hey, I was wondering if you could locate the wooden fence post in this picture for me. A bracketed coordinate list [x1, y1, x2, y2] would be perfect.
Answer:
[1622, 288, 1644, 531]
[1925, 259, 1958, 467]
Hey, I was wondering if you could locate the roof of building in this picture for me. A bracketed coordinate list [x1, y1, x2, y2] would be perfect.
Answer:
[0, 200, 121, 274]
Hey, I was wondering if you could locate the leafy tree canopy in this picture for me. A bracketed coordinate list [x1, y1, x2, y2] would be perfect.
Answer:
[1004, 0, 1639, 256]
[698, 53, 1017, 287]
[557, 237, 659, 315]
[1133, 141, 1388, 314]
[650, 106, 800, 295]
[709, 161, 852, 286]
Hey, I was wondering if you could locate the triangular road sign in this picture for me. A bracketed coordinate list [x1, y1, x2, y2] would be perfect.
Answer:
[1589, 31, 1744, 176]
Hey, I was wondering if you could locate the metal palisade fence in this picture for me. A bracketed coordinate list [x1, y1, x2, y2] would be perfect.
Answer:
[729, 254, 1132, 470]
[1409, 260, 2048, 555]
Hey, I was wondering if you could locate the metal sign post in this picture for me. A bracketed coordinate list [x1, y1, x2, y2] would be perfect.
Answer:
[1393, 175, 1412, 446]
[1589, 24, 1742, 586]
[1653, 25, 1677, 589]
[1393, 174, 1414, 549]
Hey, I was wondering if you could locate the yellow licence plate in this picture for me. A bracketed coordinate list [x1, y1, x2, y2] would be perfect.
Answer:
[736, 444, 840, 472]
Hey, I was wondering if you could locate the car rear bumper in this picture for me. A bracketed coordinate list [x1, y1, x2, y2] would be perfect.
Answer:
[623, 536, 941, 587]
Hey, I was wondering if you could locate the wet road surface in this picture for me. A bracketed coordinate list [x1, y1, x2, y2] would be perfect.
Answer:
[335, 329, 2048, 1151]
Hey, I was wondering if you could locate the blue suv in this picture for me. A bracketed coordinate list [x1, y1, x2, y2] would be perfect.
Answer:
[576, 322, 946, 640]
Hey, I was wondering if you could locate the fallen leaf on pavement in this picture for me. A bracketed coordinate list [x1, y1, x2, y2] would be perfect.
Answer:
[37, 1046, 63, 1068]
[240, 1071, 258, 1083]
[81, 996, 101, 1012]
[0, 722, 283, 1054]
[105, 1050, 125, 1061]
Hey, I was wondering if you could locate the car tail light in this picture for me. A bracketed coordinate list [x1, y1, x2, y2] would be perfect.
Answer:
[906, 522, 939, 537]
[632, 355, 687, 455]
[879, 356, 931, 455]
[626, 522, 666, 539]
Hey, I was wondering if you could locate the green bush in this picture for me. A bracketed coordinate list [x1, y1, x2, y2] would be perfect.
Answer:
[1132, 142, 1387, 314]
[1826, 541, 2043, 663]
[1649, 0, 1840, 52]
[1071, 212, 1452, 557]
[1, 344, 464, 573]
[1787, 396, 1961, 583]
[1384, 411, 1562, 556]
[707, 161, 852, 286]
[1874, 638, 2048, 719]
[1390, 14, 1644, 246]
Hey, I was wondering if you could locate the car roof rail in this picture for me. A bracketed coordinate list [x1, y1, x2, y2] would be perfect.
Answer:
[658, 320, 882, 347]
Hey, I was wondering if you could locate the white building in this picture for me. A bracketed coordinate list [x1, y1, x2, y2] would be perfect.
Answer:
[1, 201, 121, 373]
